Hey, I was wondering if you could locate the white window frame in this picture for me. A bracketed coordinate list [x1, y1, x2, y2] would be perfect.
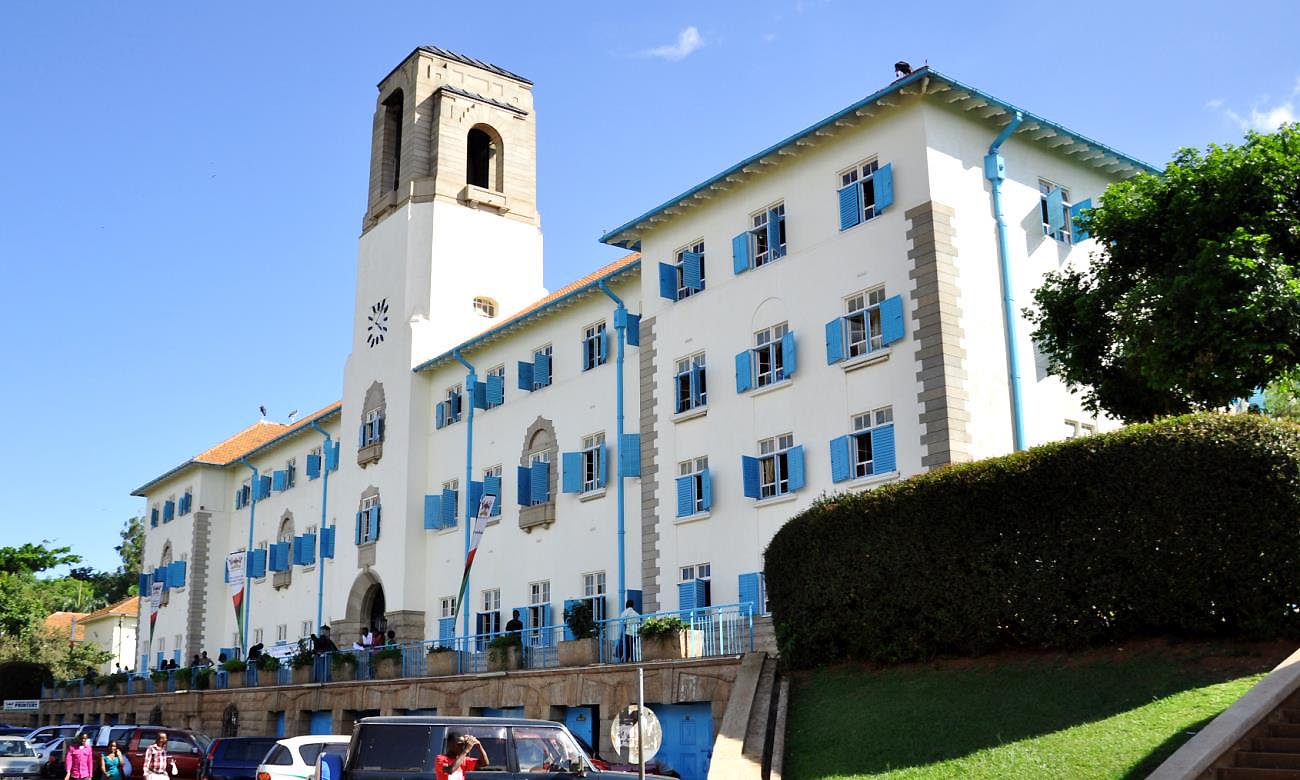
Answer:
[677, 457, 709, 515]
[440, 597, 457, 618]
[300, 620, 312, 639]
[485, 365, 505, 410]
[750, 202, 787, 268]
[674, 353, 707, 413]
[364, 408, 382, 445]
[252, 628, 264, 645]
[675, 240, 706, 300]
[582, 322, 607, 371]
[473, 296, 498, 318]
[482, 588, 501, 613]
[851, 407, 893, 479]
[758, 434, 795, 498]
[752, 323, 790, 388]
[843, 287, 887, 358]
[445, 383, 464, 424]
[581, 432, 605, 492]
[1040, 179, 1074, 244]
[840, 159, 881, 224]
[360, 495, 380, 543]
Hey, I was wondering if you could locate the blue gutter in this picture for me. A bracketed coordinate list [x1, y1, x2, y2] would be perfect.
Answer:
[237, 458, 258, 654]
[453, 350, 477, 640]
[598, 68, 1157, 249]
[308, 422, 333, 632]
[985, 112, 1028, 452]
[596, 281, 628, 609]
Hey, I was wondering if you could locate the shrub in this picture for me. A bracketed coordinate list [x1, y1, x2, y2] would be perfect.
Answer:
[373, 647, 402, 663]
[221, 659, 247, 673]
[329, 652, 358, 670]
[765, 413, 1300, 669]
[487, 633, 521, 666]
[563, 600, 596, 640]
[150, 670, 168, 683]
[290, 639, 314, 669]
[255, 654, 281, 673]
[639, 617, 688, 639]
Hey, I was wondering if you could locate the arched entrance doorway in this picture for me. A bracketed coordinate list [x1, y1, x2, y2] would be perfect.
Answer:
[343, 571, 388, 641]
[365, 584, 386, 634]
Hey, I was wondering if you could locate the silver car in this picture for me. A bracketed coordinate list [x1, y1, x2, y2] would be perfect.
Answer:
[0, 735, 42, 780]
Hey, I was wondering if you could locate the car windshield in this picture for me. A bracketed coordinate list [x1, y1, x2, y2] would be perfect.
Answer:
[0, 739, 35, 757]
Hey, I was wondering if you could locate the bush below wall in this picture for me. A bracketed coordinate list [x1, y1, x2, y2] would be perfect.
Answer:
[765, 414, 1300, 669]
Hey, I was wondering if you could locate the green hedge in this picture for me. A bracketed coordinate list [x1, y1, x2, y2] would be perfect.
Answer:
[765, 414, 1300, 669]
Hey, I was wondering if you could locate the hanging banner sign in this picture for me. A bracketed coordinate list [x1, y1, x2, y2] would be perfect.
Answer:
[226, 551, 247, 643]
[148, 582, 163, 641]
[451, 494, 497, 628]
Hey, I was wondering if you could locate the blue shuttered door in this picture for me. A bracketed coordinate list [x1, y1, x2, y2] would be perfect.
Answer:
[1069, 197, 1092, 242]
[731, 232, 750, 274]
[531, 461, 550, 503]
[873, 163, 894, 213]
[871, 423, 897, 475]
[829, 436, 852, 482]
[649, 702, 715, 780]
[1046, 187, 1066, 234]
[700, 469, 713, 511]
[734, 350, 752, 393]
[880, 295, 906, 345]
[825, 318, 845, 364]
[517, 360, 534, 391]
[838, 183, 861, 230]
[781, 331, 797, 378]
[517, 466, 533, 505]
[786, 445, 806, 491]
[308, 711, 332, 736]
[741, 456, 761, 499]
[424, 495, 441, 529]
[486, 373, 505, 406]
[738, 573, 762, 615]
[319, 527, 335, 559]
[561, 452, 583, 493]
[563, 707, 595, 750]
[658, 262, 677, 300]
[620, 433, 640, 477]
[681, 251, 703, 290]
[675, 475, 693, 518]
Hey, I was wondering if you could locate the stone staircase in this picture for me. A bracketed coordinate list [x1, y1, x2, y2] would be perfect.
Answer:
[1216, 693, 1300, 779]
[752, 615, 778, 656]
[708, 649, 787, 780]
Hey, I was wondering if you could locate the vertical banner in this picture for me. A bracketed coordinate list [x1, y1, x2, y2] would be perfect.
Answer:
[226, 551, 247, 643]
[148, 582, 163, 641]
[451, 494, 496, 628]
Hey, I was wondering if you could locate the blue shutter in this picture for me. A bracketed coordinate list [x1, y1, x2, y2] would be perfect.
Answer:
[151, 508, 159, 527]
[540, 604, 554, 646]
[741, 455, 761, 499]
[681, 251, 703, 290]
[626, 313, 641, 347]
[469, 481, 484, 518]
[441, 488, 457, 527]
[880, 295, 906, 345]
[301, 534, 316, 566]
[484, 475, 502, 516]
[358, 423, 366, 448]
[562, 451, 583, 493]
[438, 617, 455, 642]
[319, 527, 335, 559]
[369, 505, 381, 541]
[486, 373, 505, 406]
[424, 494, 441, 530]
[517, 360, 534, 391]
[825, 318, 845, 364]
[787, 445, 806, 492]
[472, 380, 488, 410]
[139, 573, 150, 594]
[781, 330, 797, 378]
[533, 352, 552, 387]
[597, 443, 608, 488]
[170, 561, 187, 588]
[678, 581, 697, 612]
[1046, 187, 1066, 234]
[562, 599, 580, 641]
[373, 413, 384, 442]
[435, 401, 447, 429]
[675, 476, 693, 518]
[328, 442, 340, 471]
[735, 350, 752, 393]
[731, 232, 751, 274]
[873, 163, 894, 214]
[233, 490, 241, 510]
[163, 500, 174, 522]
[354, 511, 362, 545]
[838, 183, 862, 230]
[738, 573, 762, 615]
[248, 548, 267, 579]
[267, 543, 283, 572]
[581, 336, 592, 372]
[258, 475, 272, 500]
[829, 436, 852, 483]
[658, 262, 677, 300]
[1069, 197, 1092, 242]
[517, 466, 532, 506]
[690, 363, 706, 407]
[871, 423, 897, 475]
[620, 433, 641, 477]
[767, 209, 784, 259]
[153, 567, 166, 585]
[277, 542, 290, 571]
[291, 535, 303, 566]
[272, 470, 286, 492]
[531, 461, 550, 503]
[306, 453, 321, 479]
[700, 468, 713, 511]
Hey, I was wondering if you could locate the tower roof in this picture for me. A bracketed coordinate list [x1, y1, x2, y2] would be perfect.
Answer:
[380, 46, 533, 88]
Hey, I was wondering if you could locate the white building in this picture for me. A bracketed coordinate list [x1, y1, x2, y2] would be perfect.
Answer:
[77, 597, 140, 674]
[131, 50, 1152, 668]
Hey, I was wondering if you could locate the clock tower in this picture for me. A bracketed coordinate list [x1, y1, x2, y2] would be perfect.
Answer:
[332, 47, 547, 640]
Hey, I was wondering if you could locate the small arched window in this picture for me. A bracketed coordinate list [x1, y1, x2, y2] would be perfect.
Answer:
[474, 297, 498, 318]
[466, 124, 504, 192]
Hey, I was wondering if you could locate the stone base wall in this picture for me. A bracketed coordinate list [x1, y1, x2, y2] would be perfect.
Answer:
[38, 657, 740, 751]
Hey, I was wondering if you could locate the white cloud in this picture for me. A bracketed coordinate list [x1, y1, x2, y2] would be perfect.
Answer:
[1210, 78, 1300, 132]
[643, 26, 704, 61]
[762, 32, 777, 43]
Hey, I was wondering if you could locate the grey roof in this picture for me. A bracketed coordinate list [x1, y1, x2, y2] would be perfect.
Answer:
[438, 84, 529, 116]
[418, 46, 532, 86]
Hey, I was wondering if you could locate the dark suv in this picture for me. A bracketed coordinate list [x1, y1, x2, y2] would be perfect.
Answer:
[320, 717, 669, 780]
[199, 737, 278, 780]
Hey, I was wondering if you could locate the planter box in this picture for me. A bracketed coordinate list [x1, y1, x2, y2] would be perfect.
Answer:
[640, 630, 687, 662]
[225, 673, 245, 689]
[374, 657, 401, 679]
[488, 645, 522, 672]
[292, 666, 313, 685]
[426, 651, 462, 677]
[557, 638, 599, 667]
[332, 664, 357, 682]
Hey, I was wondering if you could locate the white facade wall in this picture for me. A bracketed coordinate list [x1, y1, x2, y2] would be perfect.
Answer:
[81, 613, 137, 674]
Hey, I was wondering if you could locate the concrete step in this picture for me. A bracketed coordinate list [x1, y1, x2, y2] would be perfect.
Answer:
[1219, 768, 1300, 779]
[742, 655, 776, 763]
[752, 616, 778, 657]
[1239, 752, 1300, 770]
[1257, 738, 1300, 753]
[1273, 724, 1300, 739]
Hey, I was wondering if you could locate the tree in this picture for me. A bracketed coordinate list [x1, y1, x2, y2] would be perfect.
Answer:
[1028, 124, 1300, 421]
[0, 543, 79, 576]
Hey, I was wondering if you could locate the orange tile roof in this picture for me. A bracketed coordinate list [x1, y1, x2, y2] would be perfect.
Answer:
[81, 596, 141, 624]
[194, 401, 342, 465]
[44, 611, 88, 641]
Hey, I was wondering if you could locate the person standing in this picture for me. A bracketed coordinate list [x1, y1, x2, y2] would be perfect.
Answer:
[102, 741, 127, 780]
[64, 733, 93, 780]
[435, 734, 489, 780]
[619, 599, 640, 663]
[143, 732, 176, 780]
[504, 610, 523, 635]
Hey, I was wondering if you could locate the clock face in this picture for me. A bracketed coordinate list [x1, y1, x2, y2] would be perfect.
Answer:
[366, 298, 389, 348]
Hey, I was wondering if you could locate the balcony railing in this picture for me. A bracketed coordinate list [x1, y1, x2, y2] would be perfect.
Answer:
[44, 603, 754, 697]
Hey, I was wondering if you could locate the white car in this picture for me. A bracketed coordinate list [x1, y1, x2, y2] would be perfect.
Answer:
[0, 735, 42, 780]
[256, 736, 348, 780]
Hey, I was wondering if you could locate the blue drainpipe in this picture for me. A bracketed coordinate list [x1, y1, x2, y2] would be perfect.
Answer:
[453, 350, 477, 640]
[237, 457, 258, 654]
[308, 422, 333, 632]
[984, 111, 1028, 452]
[597, 281, 628, 609]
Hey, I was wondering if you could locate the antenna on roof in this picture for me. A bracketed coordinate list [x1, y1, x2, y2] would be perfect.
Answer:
[287, 410, 299, 423]
[259, 405, 267, 418]
[894, 61, 912, 78]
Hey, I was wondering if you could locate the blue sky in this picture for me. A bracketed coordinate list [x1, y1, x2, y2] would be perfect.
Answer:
[2, 0, 1297, 573]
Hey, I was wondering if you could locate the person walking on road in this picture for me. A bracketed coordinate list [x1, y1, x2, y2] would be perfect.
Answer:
[143, 732, 177, 780]
[102, 741, 128, 780]
[64, 733, 93, 780]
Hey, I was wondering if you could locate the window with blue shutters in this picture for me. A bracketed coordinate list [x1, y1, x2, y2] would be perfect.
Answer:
[527, 580, 552, 647]
[441, 480, 459, 528]
[741, 323, 793, 390]
[248, 546, 268, 579]
[581, 322, 608, 371]
[663, 240, 706, 301]
[675, 457, 711, 517]
[1040, 179, 1073, 244]
[826, 288, 906, 364]
[838, 159, 893, 230]
[750, 203, 786, 268]
[519, 346, 553, 391]
[306, 449, 322, 480]
[832, 407, 897, 482]
[300, 532, 317, 566]
[256, 474, 272, 501]
[179, 491, 192, 516]
[163, 500, 174, 523]
[483, 466, 503, 517]
[437, 384, 464, 428]
[361, 409, 384, 446]
[359, 496, 381, 543]
[319, 526, 335, 559]
[738, 572, 766, 615]
[272, 470, 287, 492]
[678, 563, 711, 610]
[674, 353, 707, 413]
[581, 433, 606, 492]
[530, 459, 550, 503]
[484, 366, 505, 409]
[752, 433, 801, 499]
[150, 507, 159, 527]
[619, 433, 641, 478]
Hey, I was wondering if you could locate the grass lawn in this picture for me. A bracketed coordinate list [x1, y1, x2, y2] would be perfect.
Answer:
[783, 640, 1289, 780]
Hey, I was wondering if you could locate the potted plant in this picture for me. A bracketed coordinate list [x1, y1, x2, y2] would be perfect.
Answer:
[426, 645, 461, 677]
[330, 652, 358, 682]
[639, 616, 689, 661]
[290, 641, 315, 684]
[222, 659, 247, 689]
[487, 634, 522, 672]
[255, 653, 281, 685]
[191, 667, 212, 690]
[558, 600, 600, 667]
[373, 646, 403, 679]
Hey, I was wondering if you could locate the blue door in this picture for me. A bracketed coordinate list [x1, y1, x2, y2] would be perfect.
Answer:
[562, 707, 595, 753]
[476, 707, 524, 718]
[274, 712, 286, 738]
[405, 708, 439, 716]
[308, 710, 333, 735]
[648, 703, 714, 780]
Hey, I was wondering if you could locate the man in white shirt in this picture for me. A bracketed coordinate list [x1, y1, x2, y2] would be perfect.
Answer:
[619, 600, 639, 662]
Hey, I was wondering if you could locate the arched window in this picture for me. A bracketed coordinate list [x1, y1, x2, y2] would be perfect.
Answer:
[221, 705, 239, 738]
[473, 297, 497, 318]
[382, 90, 404, 192]
[466, 124, 504, 192]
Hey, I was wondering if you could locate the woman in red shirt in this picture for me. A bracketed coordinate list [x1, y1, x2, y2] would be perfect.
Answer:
[435, 734, 489, 780]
